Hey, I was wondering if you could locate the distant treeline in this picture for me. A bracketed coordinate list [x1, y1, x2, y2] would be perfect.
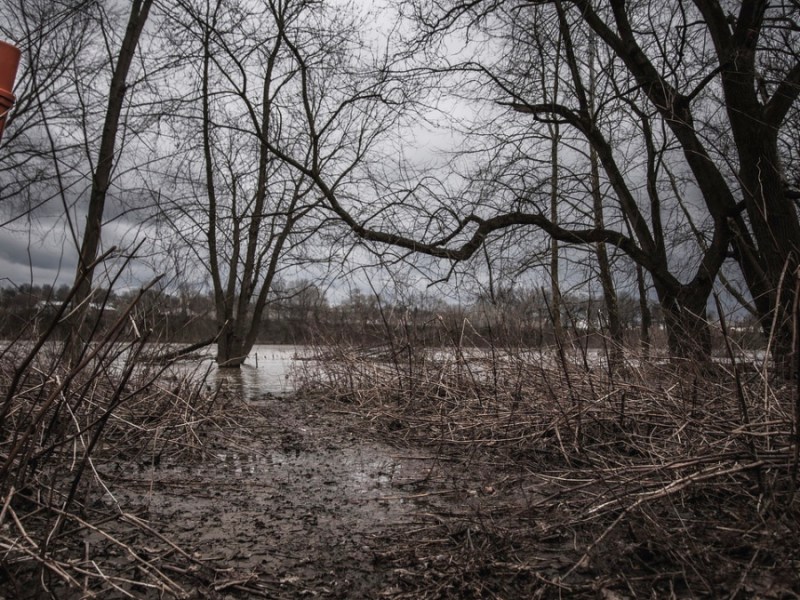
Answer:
[0, 283, 763, 350]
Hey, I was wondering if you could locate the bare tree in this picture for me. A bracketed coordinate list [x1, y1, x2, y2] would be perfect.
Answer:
[544, 26, 564, 336]
[159, 0, 404, 366]
[70, 0, 154, 340]
[303, 0, 799, 367]
[586, 32, 623, 365]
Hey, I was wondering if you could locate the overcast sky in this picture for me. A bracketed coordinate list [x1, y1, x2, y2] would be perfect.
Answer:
[0, 207, 167, 293]
[0, 217, 76, 287]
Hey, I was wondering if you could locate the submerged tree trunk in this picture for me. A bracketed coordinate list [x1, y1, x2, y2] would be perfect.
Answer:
[216, 325, 252, 368]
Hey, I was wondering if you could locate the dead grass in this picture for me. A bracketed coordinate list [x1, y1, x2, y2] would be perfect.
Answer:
[0, 307, 262, 598]
[295, 334, 800, 598]
[2, 293, 798, 598]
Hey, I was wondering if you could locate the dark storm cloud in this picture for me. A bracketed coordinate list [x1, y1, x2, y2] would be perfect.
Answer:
[0, 214, 167, 290]
[0, 223, 77, 285]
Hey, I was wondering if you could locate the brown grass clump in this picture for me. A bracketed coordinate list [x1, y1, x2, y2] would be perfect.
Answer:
[0, 289, 250, 599]
[296, 330, 800, 599]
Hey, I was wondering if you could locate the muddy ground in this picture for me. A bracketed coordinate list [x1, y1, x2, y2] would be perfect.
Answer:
[88, 392, 536, 599]
[5, 347, 799, 597]
[54, 380, 799, 600]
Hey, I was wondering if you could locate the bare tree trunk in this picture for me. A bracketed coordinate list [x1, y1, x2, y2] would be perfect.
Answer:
[735, 139, 799, 377]
[635, 263, 652, 358]
[70, 0, 154, 345]
[547, 29, 562, 340]
[654, 283, 712, 363]
[591, 148, 623, 364]
[549, 125, 562, 338]
[587, 33, 623, 368]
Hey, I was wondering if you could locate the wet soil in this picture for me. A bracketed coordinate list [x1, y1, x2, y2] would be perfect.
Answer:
[13, 382, 798, 599]
[72, 376, 800, 599]
[98, 393, 483, 598]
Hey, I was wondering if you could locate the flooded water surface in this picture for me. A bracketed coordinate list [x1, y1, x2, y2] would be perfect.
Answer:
[175, 344, 308, 398]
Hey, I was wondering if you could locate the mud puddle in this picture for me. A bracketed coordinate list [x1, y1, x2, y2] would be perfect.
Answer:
[103, 394, 441, 597]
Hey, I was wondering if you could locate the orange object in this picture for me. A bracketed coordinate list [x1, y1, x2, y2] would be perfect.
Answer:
[0, 40, 21, 143]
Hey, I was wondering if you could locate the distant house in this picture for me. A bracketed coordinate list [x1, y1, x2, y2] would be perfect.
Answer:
[35, 300, 62, 311]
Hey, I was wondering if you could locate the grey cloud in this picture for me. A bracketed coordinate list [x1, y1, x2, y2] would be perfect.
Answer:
[0, 226, 77, 282]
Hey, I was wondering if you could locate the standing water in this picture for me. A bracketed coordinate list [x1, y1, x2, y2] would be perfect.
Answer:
[179, 344, 309, 399]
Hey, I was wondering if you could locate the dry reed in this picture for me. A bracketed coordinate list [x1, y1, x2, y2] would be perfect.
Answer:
[0, 285, 252, 598]
[295, 319, 800, 598]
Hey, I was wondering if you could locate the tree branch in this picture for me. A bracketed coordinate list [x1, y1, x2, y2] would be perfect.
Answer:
[764, 60, 800, 127]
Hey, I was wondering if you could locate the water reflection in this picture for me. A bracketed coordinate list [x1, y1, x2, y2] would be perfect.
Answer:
[171, 345, 307, 400]
[214, 447, 401, 494]
[212, 345, 307, 399]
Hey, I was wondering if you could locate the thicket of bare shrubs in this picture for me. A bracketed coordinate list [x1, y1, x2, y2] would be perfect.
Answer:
[297, 315, 800, 598]
[2, 279, 798, 598]
[0, 287, 240, 598]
